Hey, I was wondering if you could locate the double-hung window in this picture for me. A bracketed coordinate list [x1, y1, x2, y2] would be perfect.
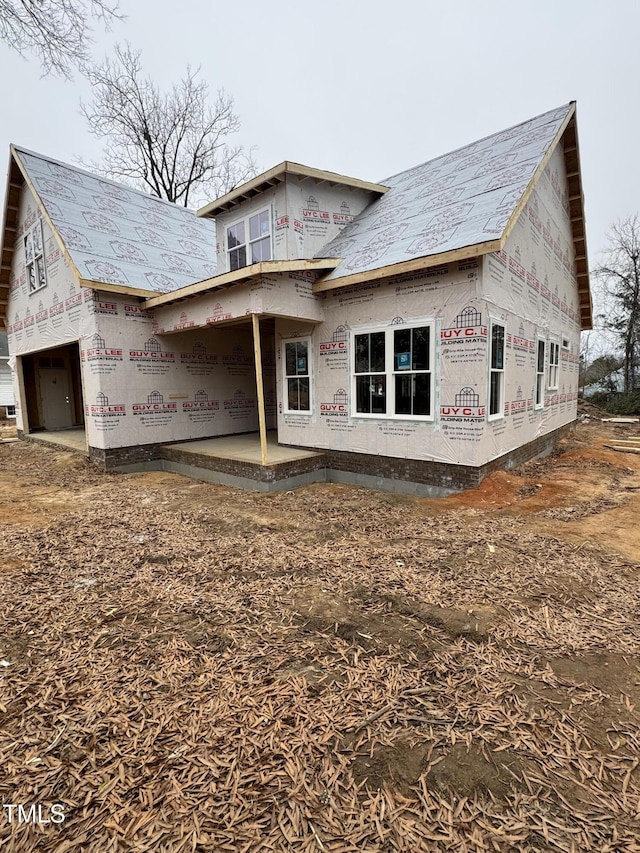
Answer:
[354, 331, 386, 415]
[284, 339, 310, 412]
[352, 323, 433, 419]
[488, 322, 505, 419]
[392, 326, 431, 416]
[535, 339, 545, 409]
[548, 341, 559, 390]
[25, 220, 46, 294]
[227, 209, 271, 272]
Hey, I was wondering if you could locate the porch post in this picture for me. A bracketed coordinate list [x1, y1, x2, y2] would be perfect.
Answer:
[252, 313, 269, 466]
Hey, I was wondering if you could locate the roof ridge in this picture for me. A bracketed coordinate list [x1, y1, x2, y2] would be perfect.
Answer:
[380, 102, 574, 184]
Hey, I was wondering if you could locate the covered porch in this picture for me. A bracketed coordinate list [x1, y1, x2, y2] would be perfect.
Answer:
[159, 431, 327, 492]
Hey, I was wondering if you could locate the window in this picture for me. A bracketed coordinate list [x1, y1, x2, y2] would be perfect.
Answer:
[284, 339, 310, 412]
[393, 325, 431, 416]
[535, 339, 545, 409]
[488, 322, 505, 419]
[561, 337, 570, 351]
[6, 405, 16, 418]
[352, 323, 433, 419]
[25, 220, 47, 294]
[227, 209, 271, 271]
[355, 331, 386, 415]
[548, 341, 559, 390]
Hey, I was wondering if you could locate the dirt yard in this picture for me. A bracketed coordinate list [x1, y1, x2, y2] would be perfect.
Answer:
[1, 413, 639, 852]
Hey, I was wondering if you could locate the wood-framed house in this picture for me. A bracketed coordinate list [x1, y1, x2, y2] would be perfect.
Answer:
[0, 101, 590, 494]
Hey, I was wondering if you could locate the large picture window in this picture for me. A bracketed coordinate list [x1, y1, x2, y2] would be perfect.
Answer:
[25, 220, 47, 294]
[488, 322, 505, 420]
[284, 339, 310, 413]
[535, 339, 545, 409]
[352, 323, 433, 419]
[227, 209, 271, 272]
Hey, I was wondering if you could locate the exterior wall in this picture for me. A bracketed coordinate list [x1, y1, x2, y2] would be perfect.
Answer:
[151, 273, 324, 332]
[481, 140, 581, 461]
[276, 260, 491, 467]
[213, 179, 377, 274]
[283, 177, 376, 259]
[6, 186, 98, 432]
[83, 294, 259, 450]
[275, 145, 581, 471]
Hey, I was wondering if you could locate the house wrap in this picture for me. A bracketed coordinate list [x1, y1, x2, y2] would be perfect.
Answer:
[0, 102, 591, 494]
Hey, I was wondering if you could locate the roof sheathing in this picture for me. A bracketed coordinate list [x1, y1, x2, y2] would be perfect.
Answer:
[10, 146, 218, 293]
[197, 162, 389, 218]
[312, 102, 592, 329]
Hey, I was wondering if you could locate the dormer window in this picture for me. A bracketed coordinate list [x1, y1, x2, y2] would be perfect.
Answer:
[227, 209, 272, 271]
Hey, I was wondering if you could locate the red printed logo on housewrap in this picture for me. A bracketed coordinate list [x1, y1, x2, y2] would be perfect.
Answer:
[180, 342, 218, 365]
[440, 307, 487, 344]
[302, 195, 330, 221]
[86, 392, 126, 417]
[182, 391, 220, 411]
[321, 389, 349, 415]
[81, 333, 123, 362]
[173, 310, 194, 331]
[440, 388, 485, 421]
[319, 324, 349, 354]
[206, 302, 232, 324]
[129, 338, 175, 362]
[133, 391, 177, 415]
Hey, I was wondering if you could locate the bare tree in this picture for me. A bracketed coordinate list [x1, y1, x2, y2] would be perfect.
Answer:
[0, 0, 121, 77]
[80, 43, 257, 208]
[595, 215, 640, 392]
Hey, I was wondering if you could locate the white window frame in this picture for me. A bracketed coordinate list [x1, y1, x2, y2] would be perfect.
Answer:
[488, 321, 505, 421]
[25, 220, 47, 294]
[226, 208, 272, 272]
[561, 336, 571, 352]
[282, 337, 312, 415]
[548, 340, 560, 390]
[6, 404, 16, 418]
[350, 321, 434, 421]
[535, 338, 545, 410]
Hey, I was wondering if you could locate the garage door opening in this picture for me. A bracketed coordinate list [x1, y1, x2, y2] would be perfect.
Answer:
[20, 343, 85, 446]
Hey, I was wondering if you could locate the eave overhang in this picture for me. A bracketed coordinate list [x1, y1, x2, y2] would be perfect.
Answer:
[197, 162, 389, 219]
[143, 258, 340, 311]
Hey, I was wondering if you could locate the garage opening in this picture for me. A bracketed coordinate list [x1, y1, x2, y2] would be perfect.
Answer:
[21, 342, 85, 434]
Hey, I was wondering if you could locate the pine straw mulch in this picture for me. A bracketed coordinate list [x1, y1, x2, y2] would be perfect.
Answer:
[1, 441, 640, 852]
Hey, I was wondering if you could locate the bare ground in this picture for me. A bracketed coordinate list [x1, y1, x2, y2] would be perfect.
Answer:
[0, 414, 639, 851]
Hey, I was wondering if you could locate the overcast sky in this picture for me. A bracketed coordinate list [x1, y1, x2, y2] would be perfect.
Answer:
[1, 0, 638, 280]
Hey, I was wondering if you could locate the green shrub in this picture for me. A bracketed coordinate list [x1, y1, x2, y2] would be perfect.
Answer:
[588, 390, 640, 415]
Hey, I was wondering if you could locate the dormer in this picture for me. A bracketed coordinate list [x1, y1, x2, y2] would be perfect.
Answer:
[197, 162, 388, 273]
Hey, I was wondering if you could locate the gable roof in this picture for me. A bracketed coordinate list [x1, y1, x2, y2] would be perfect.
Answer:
[314, 102, 591, 328]
[197, 162, 388, 218]
[0, 147, 217, 325]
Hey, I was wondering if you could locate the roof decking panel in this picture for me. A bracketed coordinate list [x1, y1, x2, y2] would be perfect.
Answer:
[316, 104, 573, 280]
[14, 148, 217, 293]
